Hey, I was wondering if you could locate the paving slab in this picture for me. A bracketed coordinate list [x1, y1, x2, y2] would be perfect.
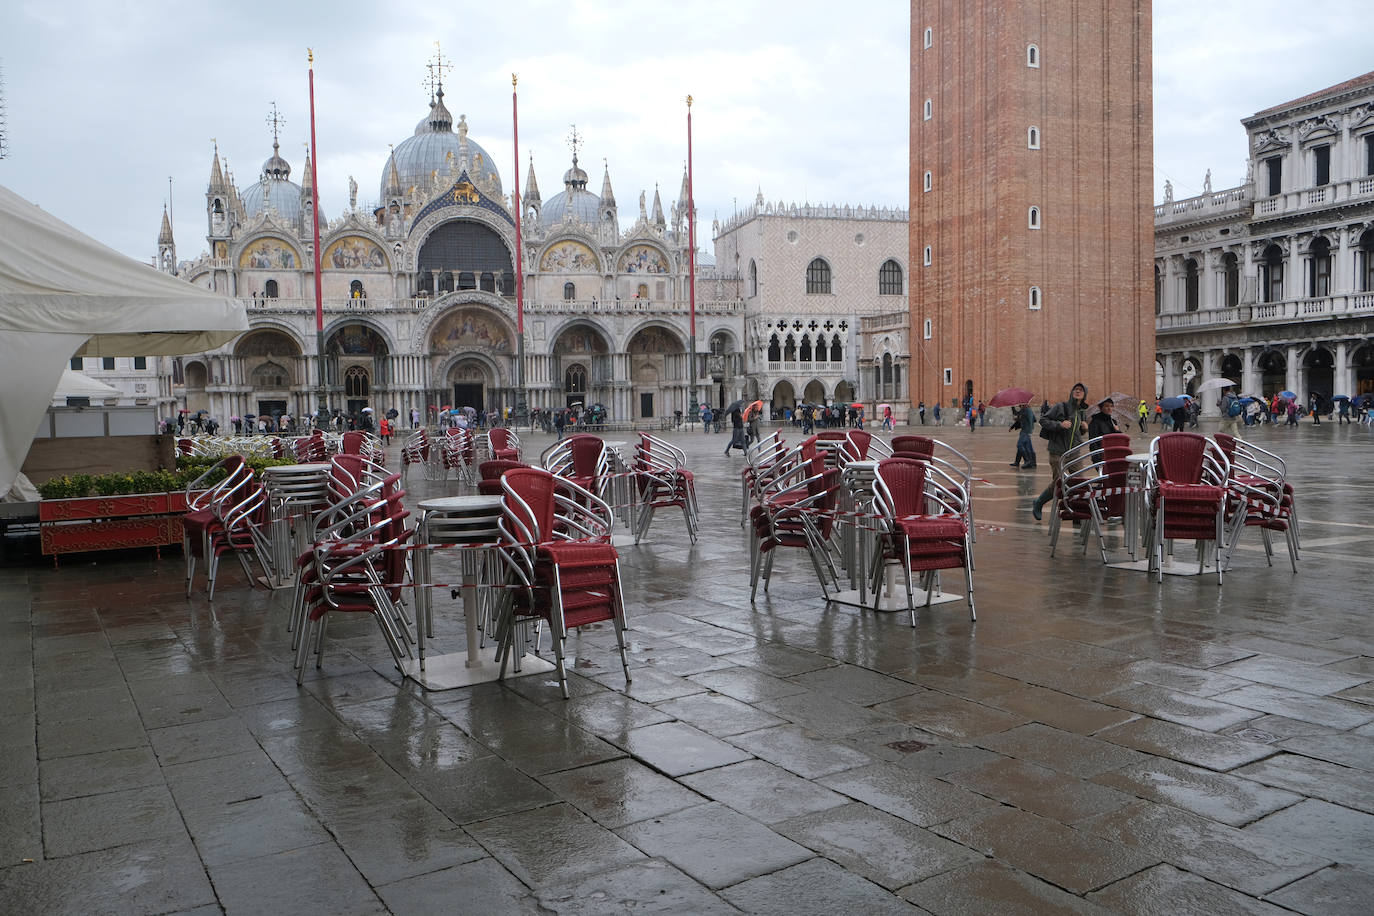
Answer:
[903, 859, 1116, 915]
[467, 802, 646, 887]
[617, 720, 752, 776]
[1263, 864, 1374, 916]
[617, 802, 812, 889]
[1087, 863, 1291, 915]
[540, 757, 705, 828]
[681, 758, 848, 823]
[725, 856, 921, 915]
[1242, 799, 1374, 872]
[1091, 757, 1303, 827]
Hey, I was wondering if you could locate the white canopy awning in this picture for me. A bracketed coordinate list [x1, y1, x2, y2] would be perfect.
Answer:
[0, 183, 250, 493]
[52, 369, 121, 402]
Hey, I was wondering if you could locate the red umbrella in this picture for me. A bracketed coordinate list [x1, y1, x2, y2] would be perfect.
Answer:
[988, 387, 1034, 408]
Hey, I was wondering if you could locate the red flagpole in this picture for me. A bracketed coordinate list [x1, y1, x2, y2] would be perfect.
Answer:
[687, 95, 698, 416]
[512, 74, 527, 419]
[308, 50, 327, 428]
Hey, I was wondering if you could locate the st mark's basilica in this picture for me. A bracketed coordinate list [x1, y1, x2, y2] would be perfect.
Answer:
[159, 65, 747, 426]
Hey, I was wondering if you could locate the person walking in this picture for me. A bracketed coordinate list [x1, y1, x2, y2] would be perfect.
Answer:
[1218, 389, 1242, 437]
[933, 402, 941, 425]
[1137, 400, 1148, 433]
[379, 416, 391, 445]
[1010, 403, 1037, 469]
[977, 401, 987, 426]
[701, 405, 713, 433]
[1338, 397, 1351, 424]
[1031, 382, 1090, 521]
[1088, 397, 1120, 439]
[724, 402, 747, 456]
[882, 405, 893, 431]
[1309, 393, 1322, 425]
[917, 401, 926, 425]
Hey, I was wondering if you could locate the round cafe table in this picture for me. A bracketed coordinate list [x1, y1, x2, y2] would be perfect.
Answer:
[405, 495, 553, 690]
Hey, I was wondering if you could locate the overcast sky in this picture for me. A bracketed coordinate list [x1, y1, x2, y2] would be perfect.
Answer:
[2, 0, 1370, 263]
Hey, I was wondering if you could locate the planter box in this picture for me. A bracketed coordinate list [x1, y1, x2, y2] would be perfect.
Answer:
[38, 491, 200, 563]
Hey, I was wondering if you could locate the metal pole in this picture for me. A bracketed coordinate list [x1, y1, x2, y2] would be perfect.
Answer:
[308, 50, 329, 431]
[687, 95, 698, 425]
[512, 74, 528, 426]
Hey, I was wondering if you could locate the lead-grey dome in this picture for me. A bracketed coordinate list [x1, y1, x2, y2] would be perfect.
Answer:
[542, 155, 602, 227]
[241, 140, 320, 226]
[381, 89, 503, 202]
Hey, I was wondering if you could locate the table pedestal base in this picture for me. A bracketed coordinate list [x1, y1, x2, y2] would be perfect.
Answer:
[401, 652, 556, 690]
[1107, 558, 1217, 577]
[827, 587, 965, 611]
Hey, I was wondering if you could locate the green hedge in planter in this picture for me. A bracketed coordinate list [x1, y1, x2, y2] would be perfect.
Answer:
[39, 458, 295, 500]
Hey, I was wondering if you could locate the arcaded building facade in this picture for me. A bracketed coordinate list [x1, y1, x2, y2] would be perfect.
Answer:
[156, 71, 744, 426]
[909, 1, 1155, 410]
[1154, 71, 1374, 404]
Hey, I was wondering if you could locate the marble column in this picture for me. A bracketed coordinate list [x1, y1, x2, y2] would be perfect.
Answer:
[1162, 353, 1180, 398]
[1241, 348, 1259, 395]
[1285, 345, 1301, 395]
[1335, 341, 1351, 397]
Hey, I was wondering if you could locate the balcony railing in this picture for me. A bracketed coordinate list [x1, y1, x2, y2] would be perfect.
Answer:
[239, 296, 746, 316]
[765, 360, 846, 374]
[1153, 186, 1250, 226]
[1250, 175, 1374, 221]
[1156, 292, 1374, 331]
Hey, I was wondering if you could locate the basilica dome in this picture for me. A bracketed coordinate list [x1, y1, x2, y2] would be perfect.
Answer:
[542, 156, 602, 227]
[240, 140, 313, 226]
[382, 89, 503, 202]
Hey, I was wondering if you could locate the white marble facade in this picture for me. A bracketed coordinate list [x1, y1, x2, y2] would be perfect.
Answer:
[1154, 73, 1374, 408]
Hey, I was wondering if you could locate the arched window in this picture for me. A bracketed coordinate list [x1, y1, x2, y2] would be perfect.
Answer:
[1028, 126, 1040, 149]
[1262, 244, 1285, 303]
[1360, 229, 1374, 292]
[749, 259, 758, 297]
[923, 99, 932, 120]
[767, 334, 781, 361]
[264, 279, 279, 298]
[563, 281, 576, 300]
[1184, 258, 1199, 311]
[806, 257, 832, 294]
[799, 336, 813, 362]
[923, 27, 932, 48]
[458, 271, 476, 290]
[344, 365, 369, 398]
[1308, 237, 1332, 297]
[1154, 265, 1163, 315]
[923, 318, 932, 339]
[923, 245, 932, 266]
[923, 171, 932, 192]
[882, 353, 893, 387]
[1029, 286, 1042, 310]
[1222, 253, 1239, 306]
[878, 259, 903, 295]
[1028, 207, 1041, 229]
[349, 280, 365, 299]
[783, 336, 797, 361]
[830, 334, 842, 362]
[1027, 44, 1040, 67]
[565, 364, 587, 394]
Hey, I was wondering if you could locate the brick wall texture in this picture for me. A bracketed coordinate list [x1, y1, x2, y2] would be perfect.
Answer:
[910, 0, 1156, 410]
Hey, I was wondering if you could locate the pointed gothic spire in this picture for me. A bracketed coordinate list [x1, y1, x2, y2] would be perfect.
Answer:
[158, 205, 174, 244]
[301, 150, 313, 193]
[524, 155, 541, 204]
[209, 144, 227, 193]
[600, 160, 616, 209]
[384, 147, 402, 197]
[677, 165, 689, 209]
[651, 185, 665, 229]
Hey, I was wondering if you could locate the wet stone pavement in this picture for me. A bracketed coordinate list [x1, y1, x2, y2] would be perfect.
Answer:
[2, 420, 1373, 914]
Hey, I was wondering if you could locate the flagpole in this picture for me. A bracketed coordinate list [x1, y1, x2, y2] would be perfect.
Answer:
[686, 95, 698, 423]
[308, 49, 328, 431]
[512, 73, 528, 425]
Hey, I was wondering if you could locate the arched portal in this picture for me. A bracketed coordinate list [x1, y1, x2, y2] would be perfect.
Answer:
[1220, 353, 1242, 381]
[803, 379, 826, 404]
[1352, 344, 1374, 397]
[326, 323, 390, 415]
[448, 359, 494, 413]
[626, 325, 685, 421]
[1303, 347, 1334, 400]
[1181, 357, 1201, 396]
[552, 323, 611, 410]
[772, 379, 796, 412]
[416, 220, 513, 296]
[1257, 350, 1286, 396]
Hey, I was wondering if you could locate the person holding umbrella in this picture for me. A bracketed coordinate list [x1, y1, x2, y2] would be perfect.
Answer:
[1031, 381, 1090, 521]
[723, 400, 747, 456]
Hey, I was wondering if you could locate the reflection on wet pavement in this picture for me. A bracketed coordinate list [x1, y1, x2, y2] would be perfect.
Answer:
[3, 422, 1373, 913]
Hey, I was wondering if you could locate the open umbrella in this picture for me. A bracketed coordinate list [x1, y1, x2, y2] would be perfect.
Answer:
[724, 399, 745, 415]
[1278, 390, 1297, 401]
[462, 406, 477, 416]
[386, 408, 399, 419]
[988, 386, 1034, 408]
[876, 403, 892, 414]
[1331, 394, 1350, 402]
[1159, 396, 1190, 410]
[1105, 391, 1139, 414]
[361, 406, 374, 413]
[1196, 377, 1237, 393]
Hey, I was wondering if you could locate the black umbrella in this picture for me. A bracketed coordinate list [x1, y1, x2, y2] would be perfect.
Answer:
[386, 408, 399, 419]
[724, 399, 745, 415]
